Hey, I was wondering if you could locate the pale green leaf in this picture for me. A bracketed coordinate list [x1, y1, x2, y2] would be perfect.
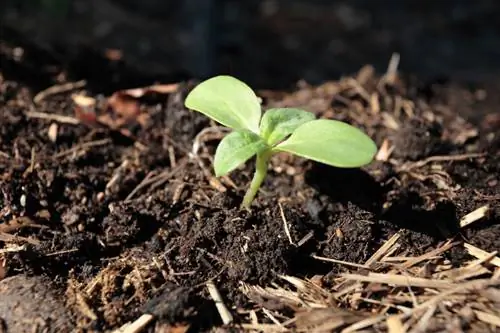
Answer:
[259, 108, 316, 145]
[185, 75, 261, 132]
[214, 130, 269, 177]
[274, 119, 377, 167]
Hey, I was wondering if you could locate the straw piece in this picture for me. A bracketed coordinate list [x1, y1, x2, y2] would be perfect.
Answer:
[402, 241, 456, 269]
[474, 310, 500, 327]
[386, 315, 406, 333]
[460, 205, 489, 228]
[365, 232, 401, 267]
[207, 281, 233, 325]
[113, 314, 154, 333]
[341, 272, 454, 289]
[464, 243, 500, 268]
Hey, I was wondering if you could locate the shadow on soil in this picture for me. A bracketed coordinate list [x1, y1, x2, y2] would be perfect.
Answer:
[305, 162, 461, 240]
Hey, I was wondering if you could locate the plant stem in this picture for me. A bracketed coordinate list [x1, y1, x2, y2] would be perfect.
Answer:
[241, 150, 272, 209]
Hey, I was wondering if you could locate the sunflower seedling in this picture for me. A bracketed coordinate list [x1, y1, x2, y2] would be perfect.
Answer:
[184, 75, 377, 209]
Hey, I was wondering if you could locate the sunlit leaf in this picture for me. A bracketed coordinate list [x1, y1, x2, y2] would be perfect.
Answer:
[185, 75, 261, 132]
[214, 130, 269, 177]
[259, 108, 316, 145]
[274, 119, 377, 167]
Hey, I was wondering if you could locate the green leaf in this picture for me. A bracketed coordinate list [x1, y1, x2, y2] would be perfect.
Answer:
[259, 108, 316, 146]
[214, 130, 269, 177]
[185, 75, 262, 132]
[274, 119, 377, 168]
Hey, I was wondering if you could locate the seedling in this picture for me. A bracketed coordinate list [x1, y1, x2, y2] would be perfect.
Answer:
[184, 75, 377, 209]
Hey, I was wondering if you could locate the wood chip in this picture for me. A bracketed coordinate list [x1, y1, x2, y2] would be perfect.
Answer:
[460, 205, 489, 228]
[464, 243, 500, 268]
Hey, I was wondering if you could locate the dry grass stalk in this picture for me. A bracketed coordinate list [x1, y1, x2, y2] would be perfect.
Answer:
[340, 272, 454, 289]
[207, 281, 233, 325]
[464, 243, 500, 268]
[33, 80, 87, 104]
[113, 314, 154, 333]
[240, 238, 500, 332]
[366, 232, 401, 267]
[473, 310, 500, 328]
[386, 315, 405, 333]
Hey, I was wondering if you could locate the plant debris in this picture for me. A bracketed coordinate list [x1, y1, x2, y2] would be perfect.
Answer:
[1, 47, 499, 332]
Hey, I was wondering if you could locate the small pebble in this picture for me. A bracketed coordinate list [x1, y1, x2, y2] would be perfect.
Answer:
[19, 194, 26, 207]
[97, 192, 105, 202]
[48, 123, 58, 143]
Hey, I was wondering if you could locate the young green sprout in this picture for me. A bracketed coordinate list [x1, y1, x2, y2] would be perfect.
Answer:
[184, 75, 377, 209]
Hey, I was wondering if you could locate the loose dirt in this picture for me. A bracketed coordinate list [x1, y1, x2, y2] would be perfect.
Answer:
[1, 40, 499, 332]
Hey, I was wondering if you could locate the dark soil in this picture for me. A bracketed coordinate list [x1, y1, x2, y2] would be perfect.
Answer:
[1, 40, 500, 332]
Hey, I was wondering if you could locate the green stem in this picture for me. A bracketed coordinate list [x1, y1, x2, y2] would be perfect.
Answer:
[241, 150, 272, 209]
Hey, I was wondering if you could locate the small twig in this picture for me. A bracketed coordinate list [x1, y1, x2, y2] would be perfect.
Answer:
[113, 314, 154, 333]
[401, 240, 456, 269]
[33, 80, 87, 104]
[464, 243, 500, 268]
[206, 281, 233, 325]
[45, 248, 79, 256]
[340, 272, 454, 289]
[396, 153, 486, 172]
[25, 111, 81, 125]
[191, 126, 229, 156]
[473, 190, 500, 201]
[172, 183, 186, 204]
[297, 230, 314, 247]
[53, 138, 111, 158]
[105, 160, 130, 195]
[261, 308, 285, 328]
[125, 160, 188, 201]
[168, 146, 176, 168]
[412, 304, 436, 332]
[342, 279, 500, 333]
[385, 52, 400, 85]
[125, 171, 156, 201]
[365, 232, 401, 267]
[278, 202, 294, 245]
[22, 147, 37, 178]
[312, 255, 370, 270]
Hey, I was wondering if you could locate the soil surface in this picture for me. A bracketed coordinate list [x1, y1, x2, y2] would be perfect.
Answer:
[1, 39, 500, 332]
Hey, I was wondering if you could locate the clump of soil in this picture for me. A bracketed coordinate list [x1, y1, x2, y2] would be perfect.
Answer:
[0, 275, 74, 332]
[1, 42, 499, 332]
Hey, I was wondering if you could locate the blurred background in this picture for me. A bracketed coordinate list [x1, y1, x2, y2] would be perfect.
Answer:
[1, 0, 500, 89]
